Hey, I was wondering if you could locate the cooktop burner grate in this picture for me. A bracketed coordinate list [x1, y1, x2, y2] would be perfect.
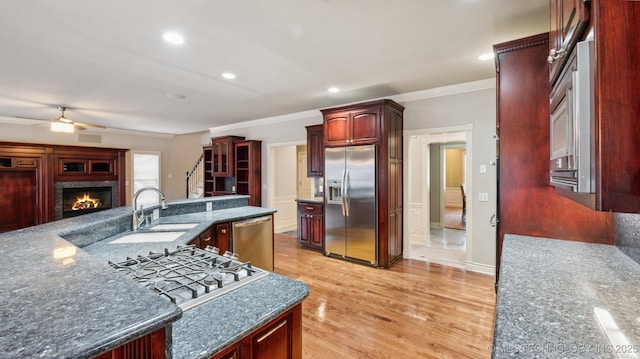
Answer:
[109, 245, 269, 310]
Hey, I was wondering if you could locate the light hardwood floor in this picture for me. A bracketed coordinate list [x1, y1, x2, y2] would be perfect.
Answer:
[273, 233, 496, 359]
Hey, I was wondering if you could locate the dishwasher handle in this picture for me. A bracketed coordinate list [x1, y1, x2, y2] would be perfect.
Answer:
[233, 216, 272, 228]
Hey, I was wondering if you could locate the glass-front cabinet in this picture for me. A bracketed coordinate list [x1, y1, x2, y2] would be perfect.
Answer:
[211, 136, 244, 177]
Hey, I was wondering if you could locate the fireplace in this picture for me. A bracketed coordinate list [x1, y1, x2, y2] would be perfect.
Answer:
[62, 187, 112, 218]
[55, 181, 119, 220]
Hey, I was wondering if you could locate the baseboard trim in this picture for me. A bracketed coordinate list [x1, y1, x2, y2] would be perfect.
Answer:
[465, 261, 495, 276]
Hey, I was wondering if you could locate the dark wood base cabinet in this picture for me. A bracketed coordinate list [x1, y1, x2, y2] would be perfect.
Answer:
[210, 303, 302, 359]
[94, 328, 166, 359]
[297, 201, 323, 251]
[189, 222, 231, 253]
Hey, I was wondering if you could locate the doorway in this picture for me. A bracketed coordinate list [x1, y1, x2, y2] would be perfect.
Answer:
[267, 141, 318, 235]
[405, 126, 471, 268]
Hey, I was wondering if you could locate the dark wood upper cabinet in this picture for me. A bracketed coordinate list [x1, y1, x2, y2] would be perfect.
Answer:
[549, 1, 640, 212]
[322, 105, 382, 146]
[305, 124, 323, 177]
[211, 136, 245, 177]
[548, 0, 590, 84]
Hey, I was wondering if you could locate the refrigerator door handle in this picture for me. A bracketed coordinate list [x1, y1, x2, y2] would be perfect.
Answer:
[341, 169, 347, 216]
[344, 169, 350, 216]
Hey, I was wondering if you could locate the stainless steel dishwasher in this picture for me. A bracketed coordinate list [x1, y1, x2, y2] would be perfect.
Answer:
[232, 215, 274, 271]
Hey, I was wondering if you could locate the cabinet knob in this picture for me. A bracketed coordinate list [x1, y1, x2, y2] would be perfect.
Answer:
[547, 48, 566, 64]
[221, 229, 227, 234]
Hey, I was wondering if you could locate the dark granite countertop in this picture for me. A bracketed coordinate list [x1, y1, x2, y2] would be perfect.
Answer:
[171, 273, 308, 359]
[0, 195, 308, 359]
[82, 206, 277, 263]
[493, 234, 640, 358]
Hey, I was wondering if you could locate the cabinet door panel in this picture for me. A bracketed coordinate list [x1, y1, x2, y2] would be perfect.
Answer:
[298, 213, 310, 246]
[549, 0, 590, 82]
[324, 112, 349, 146]
[0, 171, 37, 232]
[200, 227, 214, 249]
[350, 107, 381, 144]
[215, 223, 231, 254]
[306, 125, 324, 177]
[310, 216, 323, 248]
[252, 316, 290, 359]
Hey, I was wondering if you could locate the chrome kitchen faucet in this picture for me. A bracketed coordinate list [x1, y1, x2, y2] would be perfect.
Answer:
[132, 186, 168, 231]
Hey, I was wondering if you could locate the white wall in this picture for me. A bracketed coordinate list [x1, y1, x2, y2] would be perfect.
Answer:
[163, 131, 209, 200]
[403, 88, 497, 273]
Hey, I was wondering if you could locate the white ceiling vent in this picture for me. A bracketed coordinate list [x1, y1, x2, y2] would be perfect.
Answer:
[77, 134, 102, 144]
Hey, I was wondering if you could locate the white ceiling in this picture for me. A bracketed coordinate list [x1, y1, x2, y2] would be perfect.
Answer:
[0, 0, 549, 135]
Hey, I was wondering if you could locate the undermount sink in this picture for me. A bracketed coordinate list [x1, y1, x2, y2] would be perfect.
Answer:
[110, 231, 187, 244]
[149, 223, 199, 231]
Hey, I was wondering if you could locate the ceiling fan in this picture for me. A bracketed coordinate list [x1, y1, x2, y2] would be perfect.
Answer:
[49, 106, 105, 132]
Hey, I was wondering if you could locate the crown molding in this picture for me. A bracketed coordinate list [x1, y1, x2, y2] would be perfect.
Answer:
[209, 78, 496, 133]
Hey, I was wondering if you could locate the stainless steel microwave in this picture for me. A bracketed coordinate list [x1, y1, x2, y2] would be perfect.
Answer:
[549, 39, 595, 193]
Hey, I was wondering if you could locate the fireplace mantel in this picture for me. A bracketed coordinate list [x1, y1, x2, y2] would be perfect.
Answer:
[0, 142, 126, 232]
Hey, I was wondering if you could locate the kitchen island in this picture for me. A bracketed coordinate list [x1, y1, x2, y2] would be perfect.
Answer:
[493, 234, 640, 358]
[0, 196, 309, 359]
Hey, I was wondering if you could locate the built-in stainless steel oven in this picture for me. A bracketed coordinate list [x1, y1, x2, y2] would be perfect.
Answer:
[550, 39, 594, 193]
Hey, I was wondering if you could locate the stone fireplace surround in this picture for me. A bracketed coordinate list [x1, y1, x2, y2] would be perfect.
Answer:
[55, 181, 120, 220]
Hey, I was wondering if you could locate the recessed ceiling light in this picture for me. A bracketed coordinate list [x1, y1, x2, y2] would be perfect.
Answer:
[221, 72, 236, 80]
[163, 32, 185, 45]
[328, 87, 340, 93]
[478, 53, 494, 61]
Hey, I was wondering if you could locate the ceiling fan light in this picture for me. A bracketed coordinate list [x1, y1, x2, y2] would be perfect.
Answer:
[51, 120, 74, 133]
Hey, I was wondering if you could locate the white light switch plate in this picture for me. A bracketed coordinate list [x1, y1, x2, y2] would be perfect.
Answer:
[480, 164, 487, 173]
[479, 193, 489, 202]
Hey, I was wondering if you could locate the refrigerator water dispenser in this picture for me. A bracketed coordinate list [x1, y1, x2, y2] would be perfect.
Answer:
[326, 179, 342, 204]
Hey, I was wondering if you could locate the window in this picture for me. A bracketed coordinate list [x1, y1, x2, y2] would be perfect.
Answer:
[132, 152, 161, 208]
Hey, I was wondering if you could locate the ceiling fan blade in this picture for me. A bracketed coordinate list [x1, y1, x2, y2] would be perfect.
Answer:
[73, 121, 105, 129]
[13, 115, 49, 122]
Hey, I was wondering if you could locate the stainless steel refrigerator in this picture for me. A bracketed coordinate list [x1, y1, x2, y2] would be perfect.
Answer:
[324, 145, 377, 265]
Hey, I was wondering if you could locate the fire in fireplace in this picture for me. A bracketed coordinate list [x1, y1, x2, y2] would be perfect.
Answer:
[62, 187, 112, 218]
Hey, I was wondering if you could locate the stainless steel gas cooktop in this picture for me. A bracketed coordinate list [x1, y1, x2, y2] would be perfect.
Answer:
[109, 245, 269, 310]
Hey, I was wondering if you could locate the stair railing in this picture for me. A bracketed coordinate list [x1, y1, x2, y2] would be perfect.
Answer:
[185, 153, 204, 198]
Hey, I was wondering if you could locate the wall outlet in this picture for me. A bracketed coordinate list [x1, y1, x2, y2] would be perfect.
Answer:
[152, 208, 160, 220]
[480, 164, 487, 173]
[479, 192, 489, 202]
[206, 202, 212, 211]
